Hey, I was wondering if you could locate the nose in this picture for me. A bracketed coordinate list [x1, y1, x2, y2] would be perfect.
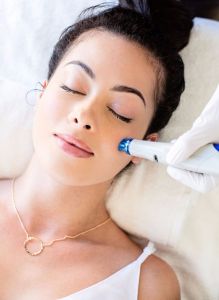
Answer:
[67, 103, 95, 131]
[71, 117, 91, 130]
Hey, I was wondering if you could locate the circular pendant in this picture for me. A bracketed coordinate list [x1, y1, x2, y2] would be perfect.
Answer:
[24, 236, 44, 256]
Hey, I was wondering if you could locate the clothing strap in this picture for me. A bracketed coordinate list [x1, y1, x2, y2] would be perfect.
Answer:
[136, 241, 156, 264]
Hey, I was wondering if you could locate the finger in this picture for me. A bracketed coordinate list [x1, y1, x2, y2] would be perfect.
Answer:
[166, 166, 218, 193]
[167, 85, 219, 164]
[166, 131, 208, 164]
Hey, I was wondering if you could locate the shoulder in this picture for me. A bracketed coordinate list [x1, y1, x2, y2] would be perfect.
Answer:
[138, 254, 180, 300]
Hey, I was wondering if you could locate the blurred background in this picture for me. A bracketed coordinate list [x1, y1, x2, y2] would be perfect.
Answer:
[181, 0, 219, 21]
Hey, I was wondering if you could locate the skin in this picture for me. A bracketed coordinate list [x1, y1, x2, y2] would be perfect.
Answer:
[0, 29, 181, 299]
[13, 29, 158, 241]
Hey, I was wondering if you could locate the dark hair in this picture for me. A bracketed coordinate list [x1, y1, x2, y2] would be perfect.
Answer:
[47, 0, 193, 174]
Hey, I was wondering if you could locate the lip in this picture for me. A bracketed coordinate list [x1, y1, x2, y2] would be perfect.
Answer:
[54, 135, 94, 158]
[54, 133, 94, 154]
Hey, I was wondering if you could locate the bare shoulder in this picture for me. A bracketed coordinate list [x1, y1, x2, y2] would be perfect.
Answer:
[138, 254, 180, 300]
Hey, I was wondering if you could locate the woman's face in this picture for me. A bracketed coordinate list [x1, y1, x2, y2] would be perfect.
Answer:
[32, 29, 157, 186]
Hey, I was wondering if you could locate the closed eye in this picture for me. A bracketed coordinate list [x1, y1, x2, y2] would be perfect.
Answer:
[60, 84, 86, 95]
[60, 84, 133, 123]
[107, 107, 132, 123]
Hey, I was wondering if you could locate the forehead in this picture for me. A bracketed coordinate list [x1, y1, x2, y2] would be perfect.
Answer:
[58, 29, 157, 100]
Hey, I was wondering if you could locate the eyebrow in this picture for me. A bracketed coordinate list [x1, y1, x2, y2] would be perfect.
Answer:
[64, 60, 146, 106]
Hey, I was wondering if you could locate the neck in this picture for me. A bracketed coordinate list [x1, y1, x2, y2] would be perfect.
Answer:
[12, 154, 113, 243]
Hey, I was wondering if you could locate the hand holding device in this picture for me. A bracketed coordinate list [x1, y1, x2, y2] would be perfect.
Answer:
[166, 84, 219, 193]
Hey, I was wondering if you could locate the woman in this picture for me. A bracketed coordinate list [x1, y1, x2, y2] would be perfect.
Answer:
[0, 0, 193, 299]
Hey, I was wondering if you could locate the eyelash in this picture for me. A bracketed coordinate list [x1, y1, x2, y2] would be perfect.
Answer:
[107, 107, 132, 123]
[60, 84, 132, 123]
[60, 84, 85, 96]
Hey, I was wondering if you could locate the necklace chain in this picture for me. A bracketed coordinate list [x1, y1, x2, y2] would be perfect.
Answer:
[11, 177, 111, 256]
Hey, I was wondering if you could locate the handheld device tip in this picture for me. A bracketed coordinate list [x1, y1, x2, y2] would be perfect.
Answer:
[213, 143, 219, 151]
[118, 138, 133, 154]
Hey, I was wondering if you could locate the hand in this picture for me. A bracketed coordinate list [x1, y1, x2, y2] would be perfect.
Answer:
[166, 84, 219, 193]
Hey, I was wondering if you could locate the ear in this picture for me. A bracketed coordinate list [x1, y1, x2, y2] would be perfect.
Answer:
[131, 132, 159, 165]
[42, 79, 48, 89]
[37, 79, 48, 100]
[146, 132, 159, 142]
[35, 80, 48, 112]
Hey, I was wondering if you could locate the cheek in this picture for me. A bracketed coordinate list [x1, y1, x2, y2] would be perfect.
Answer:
[101, 113, 152, 172]
[100, 110, 151, 157]
[37, 92, 67, 128]
[100, 129, 134, 172]
[32, 94, 65, 147]
[133, 110, 154, 138]
[43, 94, 66, 123]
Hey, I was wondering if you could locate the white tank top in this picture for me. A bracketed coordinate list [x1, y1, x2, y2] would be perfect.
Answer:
[58, 241, 156, 300]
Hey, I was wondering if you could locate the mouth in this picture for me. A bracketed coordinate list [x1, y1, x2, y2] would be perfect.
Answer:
[53, 134, 94, 156]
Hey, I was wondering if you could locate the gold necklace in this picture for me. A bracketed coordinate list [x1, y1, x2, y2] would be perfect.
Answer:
[11, 177, 111, 256]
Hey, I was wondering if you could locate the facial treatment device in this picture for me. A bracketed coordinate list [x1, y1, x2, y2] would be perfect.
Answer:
[118, 139, 219, 176]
